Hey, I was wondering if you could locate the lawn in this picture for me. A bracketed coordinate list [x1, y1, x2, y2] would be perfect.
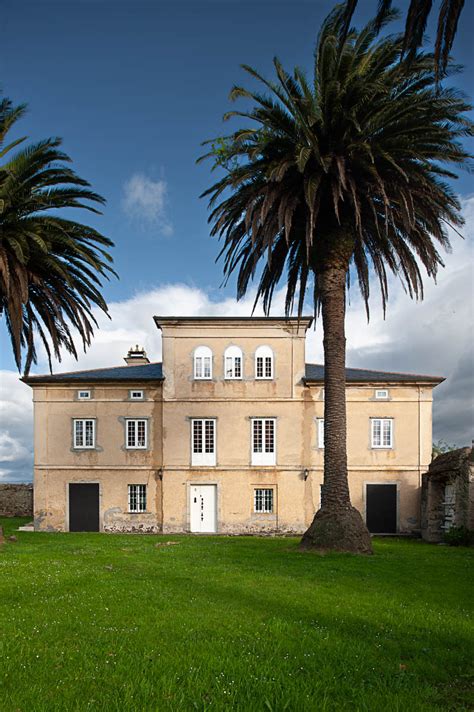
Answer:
[0, 518, 472, 711]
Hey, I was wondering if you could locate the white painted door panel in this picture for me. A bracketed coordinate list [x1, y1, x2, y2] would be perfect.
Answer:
[190, 485, 217, 533]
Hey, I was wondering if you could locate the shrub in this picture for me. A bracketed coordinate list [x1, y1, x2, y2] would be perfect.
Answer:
[443, 526, 474, 547]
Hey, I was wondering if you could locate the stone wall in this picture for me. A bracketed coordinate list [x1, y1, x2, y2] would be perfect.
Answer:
[421, 447, 473, 543]
[0, 484, 34, 517]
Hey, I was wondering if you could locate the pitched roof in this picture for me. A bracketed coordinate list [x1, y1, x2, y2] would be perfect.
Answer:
[22, 362, 163, 385]
[304, 363, 444, 384]
[22, 360, 443, 386]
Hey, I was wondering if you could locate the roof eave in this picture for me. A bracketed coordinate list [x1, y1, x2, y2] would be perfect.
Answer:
[21, 376, 164, 387]
[302, 377, 445, 386]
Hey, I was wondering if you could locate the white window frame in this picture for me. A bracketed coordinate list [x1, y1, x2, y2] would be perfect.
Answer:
[129, 390, 144, 400]
[371, 418, 393, 449]
[224, 345, 243, 380]
[251, 418, 276, 465]
[254, 488, 274, 514]
[375, 389, 389, 400]
[317, 418, 324, 449]
[77, 390, 91, 400]
[126, 418, 148, 449]
[255, 346, 274, 380]
[191, 418, 216, 466]
[194, 346, 213, 380]
[73, 418, 95, 449]
[128, 484, 147, 513]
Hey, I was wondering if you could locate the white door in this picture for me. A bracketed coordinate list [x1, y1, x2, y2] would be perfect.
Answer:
[190, 485, 217, 533]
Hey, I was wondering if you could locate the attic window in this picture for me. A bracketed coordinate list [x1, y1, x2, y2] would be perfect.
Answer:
[77, 390, 91, 400]
[130, 390, 144, 400]
[375, 389, 389, 400]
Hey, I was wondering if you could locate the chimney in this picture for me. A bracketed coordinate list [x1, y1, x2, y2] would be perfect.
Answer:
[124, 345, 150, 366]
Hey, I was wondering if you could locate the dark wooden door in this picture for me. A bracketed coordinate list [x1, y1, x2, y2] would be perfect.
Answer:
[69, 483, 99, 532]
[366, 484, 397, 533]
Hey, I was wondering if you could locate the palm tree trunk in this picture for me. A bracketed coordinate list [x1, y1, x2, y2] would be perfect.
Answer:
[300, 265, 373, 553]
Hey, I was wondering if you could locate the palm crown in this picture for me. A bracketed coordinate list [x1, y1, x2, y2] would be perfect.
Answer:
[0, 95, 115, 375]
[201, 7, 472, 318]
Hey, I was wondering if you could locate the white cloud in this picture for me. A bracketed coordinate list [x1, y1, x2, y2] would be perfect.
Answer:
[122, 173, 173, 236]
[0, 371, 33, 482]
[1, 197, 473, 481]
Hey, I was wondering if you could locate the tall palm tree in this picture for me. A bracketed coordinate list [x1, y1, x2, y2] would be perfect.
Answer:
[0, 95, 115, 375]
[341, 0, 465, 80]
[199, 6, 472, 552]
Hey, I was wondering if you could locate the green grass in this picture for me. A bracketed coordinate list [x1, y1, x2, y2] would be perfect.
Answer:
[1, 518, 473, 711]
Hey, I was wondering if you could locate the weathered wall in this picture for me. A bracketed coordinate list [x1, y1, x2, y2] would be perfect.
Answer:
[34, 469, 161, 532]
[421, 447, 473, 542]
[30, 318, 438, 534]
[0, 484, 33, 517]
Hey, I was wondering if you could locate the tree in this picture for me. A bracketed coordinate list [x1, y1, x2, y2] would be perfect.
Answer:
[0, 95, 115, 375]
[199, 6, 472, 552]
[340, 0, 465, 80]
[432, 439, 458, 459]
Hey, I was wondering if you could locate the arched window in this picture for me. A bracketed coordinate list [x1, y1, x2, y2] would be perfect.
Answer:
[194, 346, 213, 379]
[224, 345, 243, 380]
[255, 345, 274, 380]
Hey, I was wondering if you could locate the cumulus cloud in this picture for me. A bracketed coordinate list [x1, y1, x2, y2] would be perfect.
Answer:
[1, 197, 473, 481]
[0, 371, 33, 482]
[122, 173, 173, 236]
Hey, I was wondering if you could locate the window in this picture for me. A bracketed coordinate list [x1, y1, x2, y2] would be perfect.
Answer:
[371, 418, 393, 448]
[128, 484, 147, 513]
[375, 389, 389, 400]
[254, 488, 274, 514]
[130, 390, 144, 400]
[126, 419, 147, 449]
[224, 346, 243, 379]
[191, 419, 216, 465]
[255, 346, 273, 379]
[77, 390, 91, 400]
[317, 418, 324, 449]
[194, 346, 213, 379]
[73, 419, 95, 449]
[251, 418, 276, 465]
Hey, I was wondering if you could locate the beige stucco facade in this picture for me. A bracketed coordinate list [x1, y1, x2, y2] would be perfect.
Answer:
[25, 317, 442, 535]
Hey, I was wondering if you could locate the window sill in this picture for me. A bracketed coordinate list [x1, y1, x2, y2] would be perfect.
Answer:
[128, 511, 149, 515]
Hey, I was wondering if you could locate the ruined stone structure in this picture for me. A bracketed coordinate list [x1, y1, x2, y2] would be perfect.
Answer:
[0, 484, 34, 517]
[23, 316, 443, 535]
[421, 447, 474, 543]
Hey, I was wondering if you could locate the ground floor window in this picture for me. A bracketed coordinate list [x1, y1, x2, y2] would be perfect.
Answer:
[128, 484, 147, 512]
[254, 488, 274, 513]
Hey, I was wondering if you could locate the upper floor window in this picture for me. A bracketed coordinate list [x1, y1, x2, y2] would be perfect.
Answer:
[128, 484, 147, 513]
[375, 389, 389, 400]
[191, 419, 216, 466]
[129, 390, 144, 400]
[224, 346, 243, 380]
[251, 418, 276, 465]
[126, 419, 147, 449]
[317, 418, 324, 449]
[194, 346, 212, 380]
[255, 346, 273, 380]
[371, 418, 393, 449]
[77, 390, 91, 400]
[73, 419, 95, 449]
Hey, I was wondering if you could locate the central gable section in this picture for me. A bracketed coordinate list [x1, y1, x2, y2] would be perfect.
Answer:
[154, 316, 312, 401]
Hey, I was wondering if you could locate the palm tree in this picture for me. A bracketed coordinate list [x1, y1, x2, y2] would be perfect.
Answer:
[199, 6, 472, 552]
[0, 95, 115, 375]
[341, 0, 465, 80]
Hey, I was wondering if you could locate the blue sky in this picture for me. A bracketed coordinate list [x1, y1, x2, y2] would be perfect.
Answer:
[1, 1, 473, 340]
[0, 1, 473, 480]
